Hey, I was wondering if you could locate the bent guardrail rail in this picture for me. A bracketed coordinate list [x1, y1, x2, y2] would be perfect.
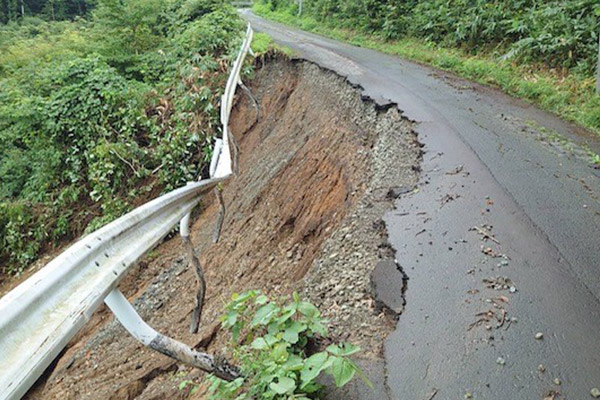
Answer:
[0, 24, 253, 400]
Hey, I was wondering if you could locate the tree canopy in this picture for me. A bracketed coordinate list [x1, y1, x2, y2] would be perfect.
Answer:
[0, 0, 94, 23]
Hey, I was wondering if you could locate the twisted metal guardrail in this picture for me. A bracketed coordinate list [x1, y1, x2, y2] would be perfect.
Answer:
[0, 24, 253, 400]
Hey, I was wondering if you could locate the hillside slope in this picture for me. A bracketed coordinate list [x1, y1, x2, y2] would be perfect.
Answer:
[26, 56, 421, 399]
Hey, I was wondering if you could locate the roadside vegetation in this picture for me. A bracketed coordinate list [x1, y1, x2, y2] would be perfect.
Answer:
[253, 0, 600, 137]
[182, 291, 369, 399]
[0, 0, 245, 275]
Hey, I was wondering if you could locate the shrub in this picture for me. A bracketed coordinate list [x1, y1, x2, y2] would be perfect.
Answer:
[205, 291, 371, 399]
[0, 0, 246, 274]
[262, 0, 600, 77]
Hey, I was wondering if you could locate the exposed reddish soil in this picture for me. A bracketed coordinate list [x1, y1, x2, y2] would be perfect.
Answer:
[24, 56, 420, 400]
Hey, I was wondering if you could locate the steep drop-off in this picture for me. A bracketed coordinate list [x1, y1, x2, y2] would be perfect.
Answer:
[26, 56, 421, 399]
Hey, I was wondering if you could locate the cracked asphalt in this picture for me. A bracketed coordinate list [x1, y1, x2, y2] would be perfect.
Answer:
[243, 11, 600, 400]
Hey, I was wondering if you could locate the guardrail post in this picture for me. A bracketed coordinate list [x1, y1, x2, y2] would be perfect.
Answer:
[180, 185, 206, 334]
[213, 185, 226, 243]
[104, 289, 240, 381]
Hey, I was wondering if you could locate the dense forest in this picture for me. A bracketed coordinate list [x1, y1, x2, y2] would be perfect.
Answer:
[0, 0, 93, 23]
[263, 0, 600, 77]
[0, 0, 245, 274]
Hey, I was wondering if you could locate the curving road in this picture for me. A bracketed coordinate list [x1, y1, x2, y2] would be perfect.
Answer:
[243, 11, 600, 399]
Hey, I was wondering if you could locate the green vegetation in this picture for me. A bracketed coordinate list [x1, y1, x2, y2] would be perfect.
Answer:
[0, 0, 246, 274]
[1, 0, 94, 23]
[253, 0, 600, 136]
[203, 291, 369, 399]
[252, 31, 292, 55]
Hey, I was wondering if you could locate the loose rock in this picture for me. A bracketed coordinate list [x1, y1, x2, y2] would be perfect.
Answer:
[538, 364, 546, 373]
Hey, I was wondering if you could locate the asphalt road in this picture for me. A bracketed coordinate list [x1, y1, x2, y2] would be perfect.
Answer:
[243, 11, 600, 399]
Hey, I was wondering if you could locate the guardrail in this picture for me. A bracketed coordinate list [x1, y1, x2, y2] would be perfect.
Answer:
[0, 24, 253, 400]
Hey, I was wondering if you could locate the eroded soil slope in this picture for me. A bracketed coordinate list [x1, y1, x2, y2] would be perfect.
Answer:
[26, 56, 420, 399]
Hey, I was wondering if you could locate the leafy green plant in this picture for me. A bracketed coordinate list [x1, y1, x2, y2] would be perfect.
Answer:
[258, 0, 600, 77]
[252, 32, 293, 56]
[205, 290, 371, 399]
[178, 379, 202, 395]
[590, 152, 600, 167]
[0, 0, 249, 275]
[253, 1, 600, 138]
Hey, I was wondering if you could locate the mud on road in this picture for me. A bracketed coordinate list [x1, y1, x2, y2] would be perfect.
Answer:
[25, 56, 421, 400]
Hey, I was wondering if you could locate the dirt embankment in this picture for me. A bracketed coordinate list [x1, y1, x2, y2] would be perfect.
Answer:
[25, 55, 421, 400]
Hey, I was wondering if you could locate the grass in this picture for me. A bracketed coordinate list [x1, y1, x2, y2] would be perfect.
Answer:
[252, 3, 600, 138]
[252, 31, 293, 56]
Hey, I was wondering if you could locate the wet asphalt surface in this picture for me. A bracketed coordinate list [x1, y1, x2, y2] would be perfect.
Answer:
[243, 11, 600, 399]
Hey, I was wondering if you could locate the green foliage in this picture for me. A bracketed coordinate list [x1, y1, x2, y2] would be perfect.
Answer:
[259, 0, 600, 77]
[251, 32, 273, 53]
[178, 379, 202, 395]
[0, 0, 246, 274]
[0, 0, 95, 24]
[253, 2, 600, 138]
[252, 31, 292, 55]
[206, 291, 370, 399]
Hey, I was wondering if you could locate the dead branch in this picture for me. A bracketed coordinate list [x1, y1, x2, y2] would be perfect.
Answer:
[471, 225, 500, 244]
[103, 137, 140, 177]
[151, 163, 164, 175]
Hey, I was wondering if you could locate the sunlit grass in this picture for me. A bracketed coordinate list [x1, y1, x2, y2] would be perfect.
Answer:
[252, 31, 293, 56]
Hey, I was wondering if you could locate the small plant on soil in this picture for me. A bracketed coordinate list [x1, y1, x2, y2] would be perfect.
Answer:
[205, 290, 371, 399]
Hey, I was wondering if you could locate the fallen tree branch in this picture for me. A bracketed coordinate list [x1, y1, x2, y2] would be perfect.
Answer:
[104, 137, 140, 177]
